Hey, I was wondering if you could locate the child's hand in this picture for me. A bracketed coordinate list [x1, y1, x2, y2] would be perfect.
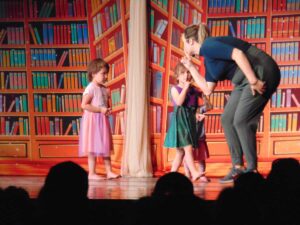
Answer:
[196, 113, 205, 121]
[183, 80, 191, 90]
[100, 107, 111, 115]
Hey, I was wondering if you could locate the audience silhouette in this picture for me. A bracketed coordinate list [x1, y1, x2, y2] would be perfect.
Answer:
[1, 158, 299, 225]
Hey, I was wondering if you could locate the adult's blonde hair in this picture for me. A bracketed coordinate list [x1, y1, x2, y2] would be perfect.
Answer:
[87, 58, 109, 81]
[184, 23, 210, 44]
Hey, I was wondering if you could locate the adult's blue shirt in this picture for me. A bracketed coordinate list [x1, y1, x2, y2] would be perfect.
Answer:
[199, 36, 251, 83]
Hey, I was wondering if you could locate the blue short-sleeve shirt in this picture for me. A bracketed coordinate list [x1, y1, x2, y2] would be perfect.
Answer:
[199, 36, 251, 83]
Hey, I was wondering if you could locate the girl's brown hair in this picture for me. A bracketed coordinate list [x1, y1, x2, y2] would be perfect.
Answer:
[184, 23, 210, 44]
[87, 58, 109, 82]
[174, 62, 188, 83]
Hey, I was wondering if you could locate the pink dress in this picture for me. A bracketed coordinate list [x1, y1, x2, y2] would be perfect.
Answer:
[79, 82, 112, 157]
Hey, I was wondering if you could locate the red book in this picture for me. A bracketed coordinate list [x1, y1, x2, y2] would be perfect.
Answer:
[288, 16, 295, 37]
[295, 16, 300, 37]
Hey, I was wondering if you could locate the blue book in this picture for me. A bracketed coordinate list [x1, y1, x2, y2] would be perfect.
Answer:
[82, 24, 88, 44]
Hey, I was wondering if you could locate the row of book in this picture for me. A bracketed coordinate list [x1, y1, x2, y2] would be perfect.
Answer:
[111, 84, 126, 108]
[0, 94, 28, 113]
[171, 26, 184, 49]
[270, 113, 299, 132]
[0, 27, 24, 45]
[30, 48, 90, 67]
[29, 23, 89, 45]
[150, 42, 166, 67]
[0, 0, 23, 18]
[208, 17, 266, 38]
[173, 0, 202, 26]
[33, 94, 82, 113]
[0, 49, 25, 67]
[272, 16, 300, 38]
[107, 57, 125, 82]
[150, 105, 162, 133]
[96, 30, 123, 59]
[271, 42, 299, 62]
[32, 72, 89, 90]
[208, 0, 267, 14]
[207, 92, 230, 110]
[92, 0, 121, 40]
[28, 0, 86, 18]
[151, 71, 163, 99]
[151, 0, 168, 10]
[272, 0, 300, 11]
[35, 116, 81, 136]
[0, 117, 29, 136]
[271, 89, 300, 108]
[108, 111, 125, 135]
[0, 72, 27, 90]
[280, 65, 300, 85]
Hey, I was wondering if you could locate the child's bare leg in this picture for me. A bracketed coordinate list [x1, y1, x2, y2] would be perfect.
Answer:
[88, 154, 104, 180]
[183, 146, 203, 181]
[199, 160, 210, 182]
[171, 148, 184, 172]
[183, 159, 191, 178]
[103, 156, 120, 179]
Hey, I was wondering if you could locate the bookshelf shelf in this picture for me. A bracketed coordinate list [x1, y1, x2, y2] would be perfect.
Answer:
[270, 132, 300, 137]
[0, 136, 30, 140]
[0, 112, 29, 116]
[1, 90, 28, 94]
[207, 12, 267, 18]
[29, 44, 90, 48]
[104, 47, 124, 62]
[90, 0, 111, 17]
[150, 1, 168, 17]
[277, 61, 300, 66]
[172, 17, 186, 29]
[0, 45, 26, 49]
[33, 89, 84, 93]
[106, 73, 126, 86]
[1, 68, 26, 71]
[28, 17, 88, 22]
[33, 112, 82, 116]
[34, 136, 79, 141]
[30, 67, 87, 71]
[151, 63, 166, 73]
[187, 0, 203, 13]
[270, 107, 300, 113]
[150, 34, 167, 47]
[93, 20, 122, 45]
[150, 97, 163, 105]
[270, 37, 300, 42]
[271, 11, 300, 16]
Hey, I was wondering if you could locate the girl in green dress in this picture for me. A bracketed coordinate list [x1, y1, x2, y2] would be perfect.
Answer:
[164, 62, 203, 181]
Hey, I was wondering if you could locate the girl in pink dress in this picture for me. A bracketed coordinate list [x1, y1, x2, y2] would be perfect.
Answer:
[79, 58, 120, 180]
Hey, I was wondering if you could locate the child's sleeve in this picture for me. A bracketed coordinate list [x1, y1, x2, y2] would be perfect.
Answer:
[83, 84, 93, 97]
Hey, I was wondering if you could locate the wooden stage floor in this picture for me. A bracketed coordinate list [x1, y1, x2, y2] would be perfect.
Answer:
[0, 176, 232, 200]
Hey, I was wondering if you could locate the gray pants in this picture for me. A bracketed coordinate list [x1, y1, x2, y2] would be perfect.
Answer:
[222, 46, 280, 170]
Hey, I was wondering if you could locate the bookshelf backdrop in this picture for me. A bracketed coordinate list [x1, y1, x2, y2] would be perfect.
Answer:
[0, 0, 299, 175]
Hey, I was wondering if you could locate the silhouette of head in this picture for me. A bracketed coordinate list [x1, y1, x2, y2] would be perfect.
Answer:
[152, 172, 194, 197]
[38, 161, 88, 213]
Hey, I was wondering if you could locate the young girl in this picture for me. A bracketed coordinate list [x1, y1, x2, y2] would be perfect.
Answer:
[164, 62, 203, 181]
[79, 58, 120, 180]
[183, 94, 212, 182]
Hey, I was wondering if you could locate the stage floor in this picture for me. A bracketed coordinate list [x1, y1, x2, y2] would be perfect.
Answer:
[0, 176, 232, 200]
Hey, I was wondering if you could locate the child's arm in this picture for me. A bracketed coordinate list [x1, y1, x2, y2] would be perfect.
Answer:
[171, 82, 190, 106]
[81, 94, 109, 114]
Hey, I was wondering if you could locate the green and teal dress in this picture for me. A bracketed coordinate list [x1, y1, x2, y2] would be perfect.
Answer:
[164, 85, 200, 148]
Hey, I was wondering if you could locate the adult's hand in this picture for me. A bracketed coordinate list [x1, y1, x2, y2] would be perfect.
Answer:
[250, 79, 266, 95]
